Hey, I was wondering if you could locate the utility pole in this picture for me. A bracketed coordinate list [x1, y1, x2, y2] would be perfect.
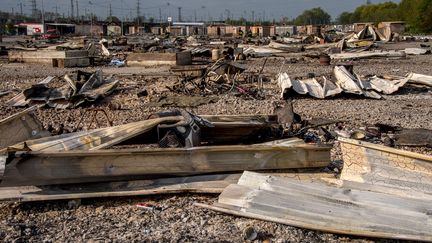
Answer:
[194, 9, 197, 22]
[252, 10, 255, 23]
[55, 5, 58, 20]
[20, 3, 23, 16]
[178, 7, 182, 22]
[137, 0, 141, 26]
[76, 0, 79, 19]
[41, 0, 45, 32]
[30, 0, 37, 18]
[159, 8, 162, 23]
[70, 0, 74, 19]
[109, 3, 112, 22]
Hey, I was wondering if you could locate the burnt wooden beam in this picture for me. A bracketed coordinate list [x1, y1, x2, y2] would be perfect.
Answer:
[0, 138, 331, 187]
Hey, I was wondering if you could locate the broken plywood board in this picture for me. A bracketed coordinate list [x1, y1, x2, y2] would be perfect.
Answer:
[404, 48, 431, 55]
[339, 137, 432, 194]
[127, 51, 192, 67]
[197, 171, 432, 241]
[0, 138, 332, 186]
[394, 128, 432, 147]
[8, 50, 88, 64]
[0, 107, 50, 149]
[330, 50, 405, 60]
[52, 57, 90, 68]
[409, 73, 432, 87]
[0, 171, 335, 202]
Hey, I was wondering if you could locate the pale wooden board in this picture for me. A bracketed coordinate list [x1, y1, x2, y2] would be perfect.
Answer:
[1, 140, 331, 186]
[7, 116, 183, 152]
[197, 171, 432, 241]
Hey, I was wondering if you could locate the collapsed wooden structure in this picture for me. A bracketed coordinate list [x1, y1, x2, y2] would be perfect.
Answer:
[0, 110, 332, 191]
[2, 107, 432, 241]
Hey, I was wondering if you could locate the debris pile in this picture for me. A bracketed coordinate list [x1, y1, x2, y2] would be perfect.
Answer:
[168, 60, 269, 100]
[278, 65, 432, 99]
[8, 70, 119, 109]
[197, 138, 432, 241]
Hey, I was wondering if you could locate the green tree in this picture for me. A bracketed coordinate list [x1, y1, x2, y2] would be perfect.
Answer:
[417, 0, 432, 32]
[337, 12, 356, 24]
[352, 2, 399, 23]
[106, 16, 121, 24]
[294, 8, 331, 25]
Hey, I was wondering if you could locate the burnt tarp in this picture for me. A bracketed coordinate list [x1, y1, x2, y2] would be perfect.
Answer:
[8, 70, 119, 109]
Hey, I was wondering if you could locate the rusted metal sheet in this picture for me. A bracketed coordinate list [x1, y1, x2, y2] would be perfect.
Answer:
[0, 138, 332, 187]
[0, 107, 50, 149]
[339, 137, 432, 194]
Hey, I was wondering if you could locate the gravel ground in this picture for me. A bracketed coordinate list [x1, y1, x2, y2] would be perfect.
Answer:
[0, 41, 431, 242]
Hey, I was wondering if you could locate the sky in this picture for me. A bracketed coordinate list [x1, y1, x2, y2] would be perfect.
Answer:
[0, 0, 400, 21]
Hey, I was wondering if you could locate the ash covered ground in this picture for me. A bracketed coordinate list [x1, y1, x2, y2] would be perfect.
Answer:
[0, 41, 431, 242]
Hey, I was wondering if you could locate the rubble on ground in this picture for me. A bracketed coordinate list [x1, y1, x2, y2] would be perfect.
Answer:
[0, 26, 432, 242]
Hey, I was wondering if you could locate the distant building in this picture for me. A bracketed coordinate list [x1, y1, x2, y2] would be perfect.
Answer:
[275, 26, 297, 36]
[169, 22, 206, 36]
[45, 23, 75, 35]
[167, 26, 185, 36]
[107, 25, 122, 36]
[378, 21, 406, 34]
[150, 26, 165, 35]
[15, 23, 45, 35]
[306, 25, 322, 35]
[353, 22, 374, 33]
[75, 24, 105, 36]
[207, 24, 227, 36]
[250, 26, 273, 37]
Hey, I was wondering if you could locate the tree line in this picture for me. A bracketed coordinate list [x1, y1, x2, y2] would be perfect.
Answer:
[337, 0, 432, 33]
